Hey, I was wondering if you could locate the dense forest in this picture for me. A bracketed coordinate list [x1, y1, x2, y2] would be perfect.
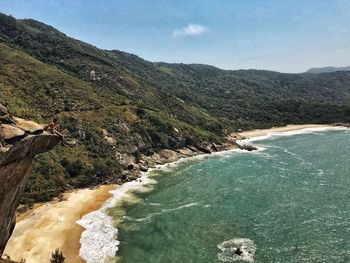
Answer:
[0, 12, 349, 205]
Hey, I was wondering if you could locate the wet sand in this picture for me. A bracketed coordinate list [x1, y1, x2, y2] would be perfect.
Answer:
[3, 185, 117, 263]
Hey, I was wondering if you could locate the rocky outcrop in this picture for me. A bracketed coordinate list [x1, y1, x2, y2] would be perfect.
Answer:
[0, 104, 59, 256]
[238, 144, 257, 151]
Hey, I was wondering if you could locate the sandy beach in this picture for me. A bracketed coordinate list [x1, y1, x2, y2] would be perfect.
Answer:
[2, 124, 339, 263]
[3, 185, 116, 263]
[238, 124, 332, 138]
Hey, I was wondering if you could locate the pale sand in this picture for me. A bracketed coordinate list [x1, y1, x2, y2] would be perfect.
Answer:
[1, 124, 335, 262]
[238, 124, 332, 138]
[3, 184, 117, 263]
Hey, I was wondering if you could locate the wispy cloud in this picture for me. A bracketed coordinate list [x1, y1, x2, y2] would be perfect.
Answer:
[172, 23, 207, 38]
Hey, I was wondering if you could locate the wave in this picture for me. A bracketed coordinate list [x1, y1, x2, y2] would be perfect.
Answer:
[125, 202, 200, 223]
[239, 126, 348, 143]
[218, 238, 256, 262]
[77, 126, 347, 262]
[77, 152, 206, 263]
[77, 172, 156, 263]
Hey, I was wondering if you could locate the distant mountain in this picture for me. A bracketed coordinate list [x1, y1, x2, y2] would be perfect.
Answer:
[306, 66, 350, 74]
[1, 12, 350, 205]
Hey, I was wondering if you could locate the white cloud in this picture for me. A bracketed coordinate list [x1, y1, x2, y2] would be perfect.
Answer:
[172, 23, 207, 37]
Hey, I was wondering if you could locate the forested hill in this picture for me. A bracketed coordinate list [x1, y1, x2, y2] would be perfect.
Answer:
[307, 66, 350, 74]
[1, 13, 350, 130]
[0, 12, 350, 205]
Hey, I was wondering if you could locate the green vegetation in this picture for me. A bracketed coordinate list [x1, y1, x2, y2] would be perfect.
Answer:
[0, 12, 349, 206]
[50, 249, 65, 263]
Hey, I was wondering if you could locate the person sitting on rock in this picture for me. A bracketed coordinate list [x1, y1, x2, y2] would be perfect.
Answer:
[44, 117, 65, 146]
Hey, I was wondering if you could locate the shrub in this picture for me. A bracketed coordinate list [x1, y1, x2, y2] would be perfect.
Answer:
[50, 248, 65, 263]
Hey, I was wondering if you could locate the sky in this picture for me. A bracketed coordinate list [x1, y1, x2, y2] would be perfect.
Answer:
[1, 0, 350, 73]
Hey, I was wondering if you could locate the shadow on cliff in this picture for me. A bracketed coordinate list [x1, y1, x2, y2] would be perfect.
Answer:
[0, 103, 60, 256]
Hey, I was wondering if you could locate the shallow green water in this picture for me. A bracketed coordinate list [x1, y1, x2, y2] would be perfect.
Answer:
[115, 130, 350, 263]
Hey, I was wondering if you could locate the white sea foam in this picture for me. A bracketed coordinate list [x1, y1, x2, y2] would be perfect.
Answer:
[126, 202, 200, 223]
[218, 238, 256, 262]
[77, 172, 155, 263]
[77, 126, 347, 262]
[239, 126, 347, 144]
[77, 152, 207, 263]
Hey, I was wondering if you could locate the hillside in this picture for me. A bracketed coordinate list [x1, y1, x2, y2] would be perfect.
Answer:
[0, 41, 222, 206]
[1, 12, 350, 205]
[307, 66, 350, 74]
[2, 13, 350, 129]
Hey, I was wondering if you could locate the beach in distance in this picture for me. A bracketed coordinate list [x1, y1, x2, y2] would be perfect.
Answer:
[4, 124, 343, 263]
[1, 2, 350, 263]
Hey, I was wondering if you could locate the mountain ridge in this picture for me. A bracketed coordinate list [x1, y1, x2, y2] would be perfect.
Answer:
[306, 66, 350, 74]
[0, 12, 350, 207]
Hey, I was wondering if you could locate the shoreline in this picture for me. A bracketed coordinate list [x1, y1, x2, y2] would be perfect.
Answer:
[3, 185, 117, 263]
[3, 124, 345, 263]
[237, 124, 335, 139]
[78, 124, 344, 262]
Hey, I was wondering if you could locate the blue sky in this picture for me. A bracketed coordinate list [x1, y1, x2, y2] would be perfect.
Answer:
[1, 0, 350, 73]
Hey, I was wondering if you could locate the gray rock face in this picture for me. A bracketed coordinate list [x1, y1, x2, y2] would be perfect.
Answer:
[0, 105, 60, 256]
[0, 134, 59, 256]
[0, 156, 34, 256]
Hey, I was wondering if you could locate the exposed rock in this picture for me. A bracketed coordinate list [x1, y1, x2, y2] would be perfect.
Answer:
[139, 165, 148, 172]
[333, 122, 350, 128]
[65, 138, 77, 146]
[101, 128, 116, 145]
[177, 147, 198, 157]
[2, 135, 59, 166]
[127, 163, 134, 170]
[210, 143, 218, 151]
[13, 117, 44, 133]
[187, 146, 198, 152]
[238, 144, 257, 151]
[227, 133, 245, 141]
[196, 146, 212, 154]
[0, 134, 60, 256]
[0, 105, 60, 256]
[158, 149, 181, 163]
[90, 70, 96, 80]
[0, 124, 25, 140]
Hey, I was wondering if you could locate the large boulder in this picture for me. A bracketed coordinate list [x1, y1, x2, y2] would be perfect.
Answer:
[13, 117, 44, 134]
[238, 144, 257, 151]
[0, 134, 60, 256]
[0, 124, 25, 140]
[0, 109, 60, 257]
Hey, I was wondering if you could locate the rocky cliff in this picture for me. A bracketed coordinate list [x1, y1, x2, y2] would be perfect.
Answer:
[0, 104, 59, 256]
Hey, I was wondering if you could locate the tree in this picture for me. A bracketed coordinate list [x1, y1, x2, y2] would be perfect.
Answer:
[50, 248, 65, 263]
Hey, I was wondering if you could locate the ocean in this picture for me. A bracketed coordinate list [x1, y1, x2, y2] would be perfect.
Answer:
[79, 128, 350, 263]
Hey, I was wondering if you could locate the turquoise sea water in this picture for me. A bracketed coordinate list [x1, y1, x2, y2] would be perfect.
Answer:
[114, 130, 350, 263]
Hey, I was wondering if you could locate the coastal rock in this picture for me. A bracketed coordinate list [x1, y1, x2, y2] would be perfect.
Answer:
[0, 108, 60, 256]
[139, 165, 148, 172]
[187, 145, 198, 152]
[196, 146, 212, 154]
[13, 117, 44, 134]
[177, 147, 198, 157]
[0, 124, 25, 140]
[238, 144, 257, 151]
